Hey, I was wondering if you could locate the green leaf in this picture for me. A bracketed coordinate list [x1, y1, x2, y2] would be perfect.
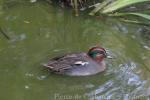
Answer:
[101, 0, 150, 13]
[120, 19, 150, 26]
[89, 0, 112, 16]
[110, 12, 150, 21]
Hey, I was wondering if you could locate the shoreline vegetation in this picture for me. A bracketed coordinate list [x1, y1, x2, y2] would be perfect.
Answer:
[0, 0, 150, 40]
[50, 0, 150, 24]
[2, 0, 150, 23]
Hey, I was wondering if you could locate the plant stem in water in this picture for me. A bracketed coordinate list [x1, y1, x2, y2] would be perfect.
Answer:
[74, 0, 79, 16]
[0, 27, 10, 40]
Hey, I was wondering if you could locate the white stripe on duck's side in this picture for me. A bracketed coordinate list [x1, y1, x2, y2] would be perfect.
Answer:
[74, 61, 89, 66]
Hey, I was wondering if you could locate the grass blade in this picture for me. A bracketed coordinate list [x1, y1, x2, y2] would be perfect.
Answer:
[89, 0, 112, 15]
[0, 27, 10, 40]
[120, 19, 150, 26]
[101, 0, 150, 13]
[110, 12, 150, 21]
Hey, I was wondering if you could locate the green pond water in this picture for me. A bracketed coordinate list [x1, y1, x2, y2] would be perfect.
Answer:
[0, 1, 150, 100]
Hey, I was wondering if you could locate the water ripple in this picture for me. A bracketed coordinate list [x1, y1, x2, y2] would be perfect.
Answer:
[86, 62, 150, 100]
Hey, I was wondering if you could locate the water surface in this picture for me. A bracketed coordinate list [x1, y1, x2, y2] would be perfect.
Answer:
[0, 1, 150, 100]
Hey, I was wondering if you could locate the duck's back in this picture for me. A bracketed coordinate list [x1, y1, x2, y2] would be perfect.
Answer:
[44, 53, 106, 76]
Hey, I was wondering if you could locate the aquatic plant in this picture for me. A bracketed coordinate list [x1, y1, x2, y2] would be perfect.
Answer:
[24, 0, 150, 24]
[59, 0, 87, 16]
[70, 0, 150, 23]
[89, 0, 150, 23]
[90, 0, 150, 14]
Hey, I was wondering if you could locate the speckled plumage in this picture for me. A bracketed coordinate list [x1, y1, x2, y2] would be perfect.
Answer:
[44, 52, 106, 76]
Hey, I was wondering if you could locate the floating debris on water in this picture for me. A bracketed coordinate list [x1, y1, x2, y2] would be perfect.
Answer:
[23, 20, 30, 24]
[37, 75, 47, 80]
[85, 84, 95, 89]
[9, 33, 27, 42]
[53, 49, 66, 52]
[142, 56, 147, 60]
[25, 85, 30, 90]
[143, 45, 150, 51]
[25, 73, 34, 77]
[97, 33, 102, 35]
[20, 34, 26, 41]
[30, 0, 37, 3]
[131, 35, 136, 39]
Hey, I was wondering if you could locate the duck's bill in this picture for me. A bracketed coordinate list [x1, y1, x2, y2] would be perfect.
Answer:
[105, 50, 114, 59]
[106, 55, 114, 59]
[42, 63, 49, 67]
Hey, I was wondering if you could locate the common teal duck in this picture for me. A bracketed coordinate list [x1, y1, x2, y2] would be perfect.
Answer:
[44, 46, 107, 76]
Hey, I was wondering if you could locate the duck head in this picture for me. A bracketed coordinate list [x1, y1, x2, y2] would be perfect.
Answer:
[88, 46, 107, 62]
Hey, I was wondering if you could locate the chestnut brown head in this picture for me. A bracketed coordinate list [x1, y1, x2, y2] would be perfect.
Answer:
[88, 46, 107, 62]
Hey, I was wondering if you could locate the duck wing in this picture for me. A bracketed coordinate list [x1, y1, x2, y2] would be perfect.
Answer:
[44, 53, 89, 73]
